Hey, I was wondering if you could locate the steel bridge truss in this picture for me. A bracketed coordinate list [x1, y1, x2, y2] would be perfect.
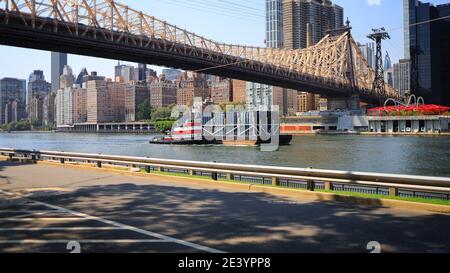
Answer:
[0, 0, 398, 102]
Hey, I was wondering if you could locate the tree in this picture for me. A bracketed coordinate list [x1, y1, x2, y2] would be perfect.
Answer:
[151, 105, 174, 121]
[154, 120, 175, 133]
[31, 119, 41, 128]
[136, 100, 152, 121]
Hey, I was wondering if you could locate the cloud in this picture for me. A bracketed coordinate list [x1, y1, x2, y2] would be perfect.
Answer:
[367, 0, 381, 6]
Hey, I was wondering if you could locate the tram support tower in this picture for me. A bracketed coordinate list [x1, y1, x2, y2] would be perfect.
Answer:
[367, 28, 391, 98]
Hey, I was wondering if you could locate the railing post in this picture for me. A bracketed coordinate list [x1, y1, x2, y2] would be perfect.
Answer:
[226, 173, 234, 181]
[60, 158, 65, 164]
[324, 181, 333, 191]
[389, 187, 398, 196]
[157, 167, 163, 172]
[97, 161, 102, 168]
[188, 169, 195, 176]
[211, 172, 218, 181]
[8, 153, 14, 161]
[307, 180, 315, 191]
[145, 166, 151, 173]
[272, 177, 280, 187]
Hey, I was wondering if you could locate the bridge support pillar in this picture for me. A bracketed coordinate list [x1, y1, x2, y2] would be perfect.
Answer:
[327, 94, 360, 111]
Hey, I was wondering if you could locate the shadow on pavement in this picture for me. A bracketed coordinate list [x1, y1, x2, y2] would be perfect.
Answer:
[5, 181, 446, 253]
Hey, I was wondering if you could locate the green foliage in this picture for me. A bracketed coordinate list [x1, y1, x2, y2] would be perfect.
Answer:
[154, 120, 175, 133]
[151, 105, 174, 121]
[31, 119, 41, 128]
[4, 120, 32, 131]
[136, 100, 152, 121]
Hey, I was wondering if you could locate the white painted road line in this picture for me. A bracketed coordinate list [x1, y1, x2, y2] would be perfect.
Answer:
[0, 210, 61, 213]
[0, 217, 90, 222]
[9, 211, 66, 218]
[0, 189, 225, 253]
[0, 227, 126, 231]
[0, 239, 172, 244]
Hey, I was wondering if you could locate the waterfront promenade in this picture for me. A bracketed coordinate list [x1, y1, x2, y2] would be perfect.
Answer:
[1, 159, 450, 253]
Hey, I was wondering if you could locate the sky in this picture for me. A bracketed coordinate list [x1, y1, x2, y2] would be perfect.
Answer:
[0, 0, 449, 82]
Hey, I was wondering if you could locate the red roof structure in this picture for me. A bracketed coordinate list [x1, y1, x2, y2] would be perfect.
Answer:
[368, 104, 450, 116]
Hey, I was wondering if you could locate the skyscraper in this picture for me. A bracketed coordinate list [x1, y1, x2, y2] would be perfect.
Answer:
[275, 0, 343, 114]
[51, 52, 67, 92]
[384, 51, 394, 87]
[358, 42, 376, 70]
[0, 78, 26, 124]
[246, 82, 273, 111]
[138, 64, 147, 82]
[393, 59, 411, 97]
[266, 0, 284, 48]
[404, 0, 450, 105]
[384, 51, 392, 70]
[283, 0, 344, 50]
[27, 70, 51, 107]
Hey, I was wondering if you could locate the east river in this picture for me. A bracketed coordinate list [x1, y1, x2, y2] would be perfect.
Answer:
[1, 132, 449, 176]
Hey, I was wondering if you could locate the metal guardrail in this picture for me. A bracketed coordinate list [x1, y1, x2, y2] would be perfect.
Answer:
[1, 148, 450, 200]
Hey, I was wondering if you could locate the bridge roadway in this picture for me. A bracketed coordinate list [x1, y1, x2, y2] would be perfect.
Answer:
[0, 160, 449, 253]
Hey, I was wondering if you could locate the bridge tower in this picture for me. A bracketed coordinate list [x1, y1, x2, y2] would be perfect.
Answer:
[367, 28, 390, 98]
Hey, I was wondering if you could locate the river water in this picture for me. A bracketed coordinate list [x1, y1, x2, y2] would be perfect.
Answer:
[0, 132, 449, 177]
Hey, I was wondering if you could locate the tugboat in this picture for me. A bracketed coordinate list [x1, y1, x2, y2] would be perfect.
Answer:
[150, 97, 292, 146]
[150, 121, 218, 145]
[150, 119, 292, 146]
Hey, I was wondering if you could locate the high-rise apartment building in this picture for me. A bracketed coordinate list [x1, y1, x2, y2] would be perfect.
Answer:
[384, 51, 394, 87]
[279, 0, 343, 113]
[51, 52, 67, 92]
[266, 1, 290, 115]
[4, 99, 26, 124]
[266, 0, 284, 48]
[0, 77, 26, 125]
[298, 92, 316, 112]
[125, 84, 150, 122]
[176, 72, 210, 106]
[76, 68, 89, 87]
[27, 70, 51, 106]
[43, 92, 56, 126]
[404, 0, 450, 105]
[210, 77, 233, 104]
[358, 42, 376, 70]
[138, 64, 147, 82]
[56, 65, 87, 126]
[246, 82, 273, 111]
[28, 94, 44, 124]
[283, 0, 344, 50]
[72, 88, 87, 123]
[87, 80, 125, 123]
[56, 87, 73, 126]
[393, 59, 411, 97]
[231, 80, 247, 104]
[149, 75, 177, 109]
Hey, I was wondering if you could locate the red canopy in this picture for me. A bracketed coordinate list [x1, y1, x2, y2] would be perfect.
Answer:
[368, 104, 450, 116]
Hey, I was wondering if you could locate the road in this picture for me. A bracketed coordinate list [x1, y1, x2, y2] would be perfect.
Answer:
[0, 160, 449, 253]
